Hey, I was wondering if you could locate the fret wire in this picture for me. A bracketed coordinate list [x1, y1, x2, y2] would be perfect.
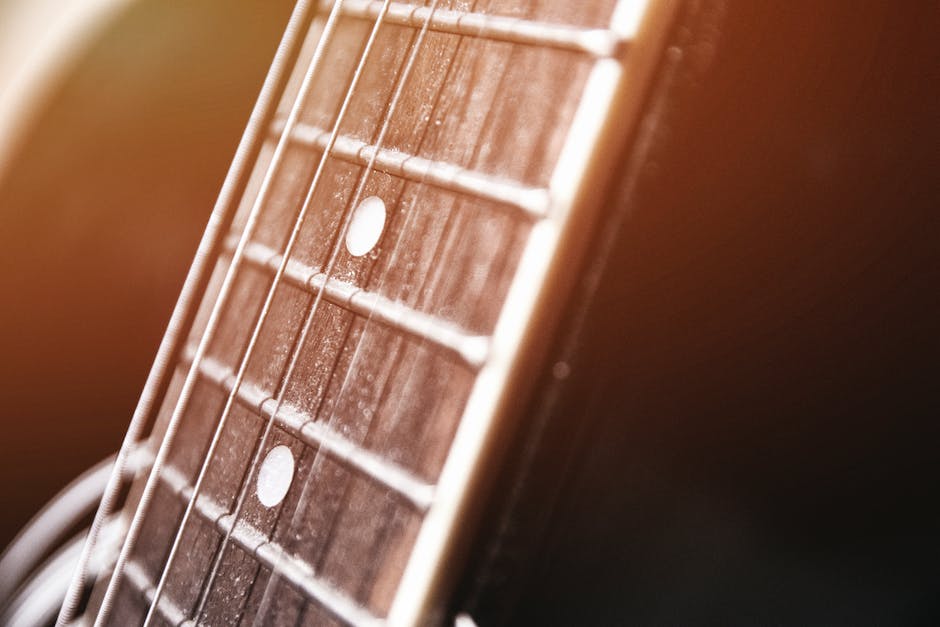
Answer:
[283, 219, 421, 592]
[418, 9, 591, 607]
[274, 118, 552, 218]
[326, 0, 630, 57]
[83, 3, 341, 625]
[152, 464, 381, 627]
[192, 1, 439, 620]
[138, 1, 366, 623]
[349, 213, 465, 609]
[252, 8, 485, 616]
[179, 349, 435, 511]
[225, 237, 489, 368]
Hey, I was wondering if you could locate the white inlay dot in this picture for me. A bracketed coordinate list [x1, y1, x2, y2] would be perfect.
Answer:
[256, 445, 294, 508]
[345, 195, 386, 257]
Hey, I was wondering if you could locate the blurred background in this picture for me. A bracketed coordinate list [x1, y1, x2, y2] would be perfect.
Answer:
[0, 0, 293, 550]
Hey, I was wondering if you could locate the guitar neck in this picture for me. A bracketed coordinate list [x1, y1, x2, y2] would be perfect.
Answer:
[63, 1, 677, 624]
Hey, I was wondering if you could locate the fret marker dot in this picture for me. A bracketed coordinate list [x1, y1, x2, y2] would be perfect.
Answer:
[256, 445, 294, 508]
[345, 195, 386, 257]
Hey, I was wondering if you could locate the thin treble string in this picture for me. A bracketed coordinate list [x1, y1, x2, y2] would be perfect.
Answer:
[352, 0, 554, 593]
[248, 116, 431, 623]
[178, 0, 427, 620]
[305, 145, 462, 595]
[276, 0, 481, 599]
[91, 3, 348, 625]
[246, 2, 449, 622]
[331, 0, 527, 597]
[141, 2, 397, 624]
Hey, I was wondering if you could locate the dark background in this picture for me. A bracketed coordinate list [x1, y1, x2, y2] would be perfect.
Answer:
[0, 0, 293, 550]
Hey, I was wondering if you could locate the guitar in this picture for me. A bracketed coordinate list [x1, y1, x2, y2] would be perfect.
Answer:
[42, 2, 672, 624]
[4, 0, 937, 625]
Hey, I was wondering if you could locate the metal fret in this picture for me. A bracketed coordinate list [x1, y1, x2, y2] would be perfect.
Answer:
[157, 464, 381, 627]
[326, 0, 630, 57]
[183, 349, 435, 511]
[229, 237, 490, 369]
[273, 119, 552, 218]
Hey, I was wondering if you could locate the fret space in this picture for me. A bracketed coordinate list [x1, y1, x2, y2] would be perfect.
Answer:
[297, 7, 600, 188]
[221, 149, 531, 338]
[326, 0, 627, 57]
[276, 118, 551, 218]
[227, 237, 490, 368]
[182, 335, 456, 505]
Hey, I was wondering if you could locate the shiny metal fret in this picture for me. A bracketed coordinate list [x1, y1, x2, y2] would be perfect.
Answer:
[274, 118, 552, 218]
[183, 348, 435, 511]
[228, 237, 490, 369]
[325, 0, 630, 57]
[157, 464, 381, 627]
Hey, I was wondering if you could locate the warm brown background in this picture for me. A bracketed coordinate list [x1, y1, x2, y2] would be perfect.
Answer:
[0, 0, 294, 549]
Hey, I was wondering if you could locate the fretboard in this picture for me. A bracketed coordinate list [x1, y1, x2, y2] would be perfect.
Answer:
[62, 0, 673, 625]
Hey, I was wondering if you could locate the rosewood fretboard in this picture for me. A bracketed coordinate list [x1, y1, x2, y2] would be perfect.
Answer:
[62, 0, 669, 624]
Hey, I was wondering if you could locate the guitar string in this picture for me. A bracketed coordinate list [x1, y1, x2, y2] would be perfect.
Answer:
[325, 0, 562, 603]
[356, 0, 630, 612]
[184, 2, 451, 621]
[143, 0, 422, 622]
[253, 0, 548, 612]
[208, 5, 451, 619]
[254, 0, 551, 612]
[141, 4, 399, 624]
[273, 0, 506, 606]
[243, 94, 425, 627]
[287, 0, 620, 613]
[335, 0, 534, 602]
[246, 2, 476, 618]
[89, 2, 351, 625]
[193, 6, 445, 616]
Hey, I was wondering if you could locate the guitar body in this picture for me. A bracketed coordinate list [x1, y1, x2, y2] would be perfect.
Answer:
[3, 0, 937, 625]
